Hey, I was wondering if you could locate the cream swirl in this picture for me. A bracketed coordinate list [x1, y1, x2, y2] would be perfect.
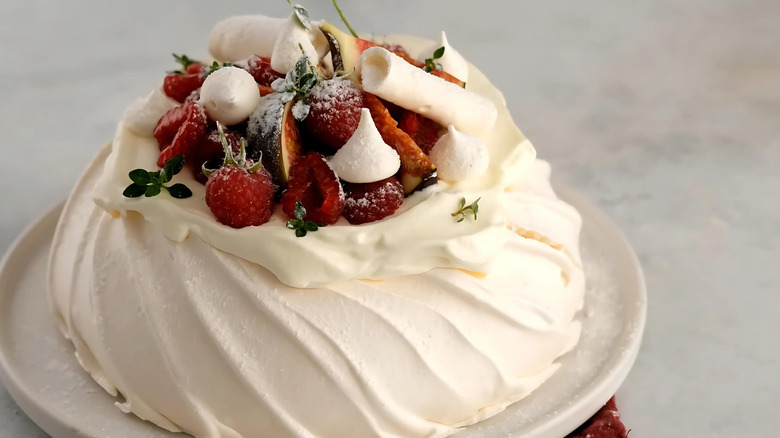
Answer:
[49, 146, 584, 438]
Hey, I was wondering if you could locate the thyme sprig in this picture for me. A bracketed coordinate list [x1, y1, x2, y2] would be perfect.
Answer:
[123, 155, 192, 199]
[271, 49, 320, 121]
[286, 202, 323, 237]
[451, 197, 480, 222]
[424, 47, 446, 73]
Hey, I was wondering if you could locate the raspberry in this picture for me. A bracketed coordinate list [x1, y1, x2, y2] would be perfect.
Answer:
[565, 397, 628, 438]
[398, 111, 443, 155]
[247, 55, 284, 86]
[192, 129, 242, 184]
[280, 153, 345, 225]
[185, 63, 206, 75]
[206, 166, 276, 228]
[342, 177, 404, 225]
[163, 73, 205, 103]
[303, 77, 365, 151]
[154, 102, 209, 168]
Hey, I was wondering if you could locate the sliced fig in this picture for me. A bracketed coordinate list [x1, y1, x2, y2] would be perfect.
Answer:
[363, 92, 437, 195]
[320, 21, 378, 76]
[247, 94, 303, 191]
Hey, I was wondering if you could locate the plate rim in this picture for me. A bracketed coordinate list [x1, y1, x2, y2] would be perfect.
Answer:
[0, 183, 647, 438]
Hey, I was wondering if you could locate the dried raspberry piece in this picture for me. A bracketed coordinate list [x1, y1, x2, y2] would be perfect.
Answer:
[565, 397, 629, 438]
[154, 102, 208, 168]
[247, 55, 284, 86]
[398, 111, 443, 155]
[258, 84, 275, 96]
[342, 177, 404, 224]
[280, 153, 345, 225]
[303, 77, 365, 151]
[206, 166, 275, 228]
[163, 73, 205, 103]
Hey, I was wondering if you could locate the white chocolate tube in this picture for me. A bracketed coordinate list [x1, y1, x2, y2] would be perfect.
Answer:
[208, 15, 287, 62]
[360, 47, 497, 137]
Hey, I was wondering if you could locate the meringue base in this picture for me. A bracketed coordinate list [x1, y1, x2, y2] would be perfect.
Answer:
[48, 146, 584, 438]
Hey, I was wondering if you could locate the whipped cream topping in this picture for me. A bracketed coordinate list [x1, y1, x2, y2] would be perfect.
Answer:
[328, 108, 401, 183]
[123, 86, 179, 137]
[418, 31, 470, 82]
[93, 35, 534, 288]
[360, 46, 497, 137]
[199, 66, 262, 126]
[271, 13, 320, 74]
[429, 125, 489, 182]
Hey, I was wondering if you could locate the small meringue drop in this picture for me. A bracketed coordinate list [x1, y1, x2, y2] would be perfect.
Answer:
[328, 108, 401, 183]
[429, 125, 489, 182]
[199, 66, 261, 126]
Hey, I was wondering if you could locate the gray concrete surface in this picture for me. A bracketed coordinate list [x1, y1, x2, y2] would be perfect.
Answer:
[1, 0, 778, 436]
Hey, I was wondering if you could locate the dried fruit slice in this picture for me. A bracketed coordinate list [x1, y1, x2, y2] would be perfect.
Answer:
[398, 111, 444, 155]
[247, 94, 303, 190]
[363, 93, 437, 194]
[280, 153, 345, 225]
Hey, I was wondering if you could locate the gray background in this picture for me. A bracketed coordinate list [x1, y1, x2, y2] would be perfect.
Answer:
[1, 0, 778, 437]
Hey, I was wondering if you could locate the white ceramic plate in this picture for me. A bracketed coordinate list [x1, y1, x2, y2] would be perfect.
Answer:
[0, 184, 646, 438]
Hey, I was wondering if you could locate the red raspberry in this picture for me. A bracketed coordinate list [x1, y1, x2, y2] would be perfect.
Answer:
[303, 77, 365, 151]
[205, 166, 275, 228]
[163, 73, 205, 103]
[192, 129, 242, 184]
[154, 102, 209, 168]
[398, 111, 443, 155]
[186, 63, 206, 75]
[565, 397, 628, 438]
[247, 55, 284, 86]
[280, 153, 345, 225]
[342, 177, 404, 225]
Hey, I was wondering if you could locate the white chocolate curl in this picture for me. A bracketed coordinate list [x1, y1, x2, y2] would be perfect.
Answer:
[208, 15, 287, 62]
[360, 47, 497, 137]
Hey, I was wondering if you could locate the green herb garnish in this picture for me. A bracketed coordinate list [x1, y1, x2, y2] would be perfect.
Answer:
[451, 197, 480, 222]
[271, 48, 320, 121]
[285, 0, 311, 30]
[169, 53, 199, 74]
[123, 155, 192, 199]
[204, 60, 233, 78]
[424, 46, 445, 73]
[286, 202, 322, 237]
[332, 0, 358, 37]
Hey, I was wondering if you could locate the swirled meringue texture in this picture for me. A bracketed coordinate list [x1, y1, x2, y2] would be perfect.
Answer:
[48, 32, 586, 438]
[50, 148, 584, 438]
